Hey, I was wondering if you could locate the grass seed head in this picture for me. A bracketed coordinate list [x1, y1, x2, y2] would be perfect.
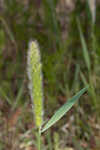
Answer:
[27, 41, 43, 128]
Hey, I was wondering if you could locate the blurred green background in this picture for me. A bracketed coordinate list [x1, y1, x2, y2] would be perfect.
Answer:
[0, 0, 100, 150]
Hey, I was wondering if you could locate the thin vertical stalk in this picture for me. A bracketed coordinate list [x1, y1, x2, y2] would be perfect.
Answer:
[38, 128, 41, 150]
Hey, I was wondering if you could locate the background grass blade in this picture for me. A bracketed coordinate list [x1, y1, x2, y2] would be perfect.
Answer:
[43, 0, 61, 48]
[41, 86, 88, 133]
[12, 83, 24, 111]
[0, 86, 12, 105]
[77, 18, 91, 72]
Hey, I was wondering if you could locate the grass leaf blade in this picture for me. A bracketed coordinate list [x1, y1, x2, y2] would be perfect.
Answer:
[41, 86, 88, 133]
[77, 18, 91, 72]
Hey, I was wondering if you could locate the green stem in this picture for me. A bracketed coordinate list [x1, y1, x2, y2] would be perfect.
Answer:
[38, 128, 41, 150]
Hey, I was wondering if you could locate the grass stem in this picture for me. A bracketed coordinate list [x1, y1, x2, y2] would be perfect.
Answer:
[38, 128, 41, 150]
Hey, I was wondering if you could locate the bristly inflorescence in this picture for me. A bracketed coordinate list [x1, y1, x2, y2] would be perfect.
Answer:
[27, 41, 43, 128]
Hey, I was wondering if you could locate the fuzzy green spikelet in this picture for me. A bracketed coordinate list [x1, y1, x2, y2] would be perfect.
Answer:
[27, 41, 43, 128]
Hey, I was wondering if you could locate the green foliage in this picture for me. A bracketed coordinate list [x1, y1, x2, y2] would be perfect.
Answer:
[27, 40, 88, 149]
[43, 0, 61, 49]
[41, 86, 88, 133]
[0, 0, 100, 149]
[77, 18, 91, 72]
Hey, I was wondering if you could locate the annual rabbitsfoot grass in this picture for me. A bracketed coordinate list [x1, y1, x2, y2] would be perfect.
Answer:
[27, 41, 88, 150]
